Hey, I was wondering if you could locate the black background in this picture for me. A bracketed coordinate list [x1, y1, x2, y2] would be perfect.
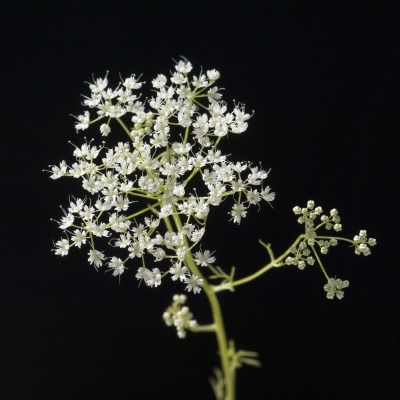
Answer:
[1, 2, 399, 399]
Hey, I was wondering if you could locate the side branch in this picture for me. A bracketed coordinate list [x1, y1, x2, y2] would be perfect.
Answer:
[212, 235, 305, 292]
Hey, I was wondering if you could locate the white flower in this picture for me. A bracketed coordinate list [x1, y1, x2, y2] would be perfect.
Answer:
[184, 274, 204, 294]
[135, 266, 150, 281]
[194, 249, 216, 267]
[207, 86, 222, 102]
[247, 189, 261, 205]
[108, 257, 125, 277]
[68, 198, 85, 213]
[89, 74, 108, 93]
[152, 247, 166, 262]
[71, 229, 87, 248]
[170, 72, 187, 85]
[261, 186, 275, 202]
[74, 111, 90, 131]
[82, 176, 101, 194]
[175, 59, 193, 73]
[152, 74, 167, 89]
[192, 74, 208, 88]
[190, 227, 205, 243]
[193, 199, 209, 220]
[128, 242, 144, 258]
[114, 233, 132, 248]
[59, 213, 74, 229]
[49, 161, 68, 179]
[230, 203, 247, 224]
[169, 263, 188, 282]
[144, 216, 160, 229]
[91, 223, 109, 237]
[54, 239, 70, 256]
[207, 69, 220, 81]
[159, 204, 173, 218]
[122, 74, 143, 90]
[176, 247, 188, 261]
[100, 123, 111, 136]
[146, 268, 162, 287]
[88, 249, 105, 269]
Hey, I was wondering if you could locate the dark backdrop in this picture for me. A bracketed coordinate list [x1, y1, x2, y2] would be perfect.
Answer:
[2, 2, 399, 399]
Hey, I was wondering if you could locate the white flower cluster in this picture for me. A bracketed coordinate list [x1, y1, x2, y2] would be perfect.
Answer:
[285, 240, 316, 270]
[286, 200, 340, 268]
[353, 230, 376, 256]
[288, 200, 376, 299]
[292, 200, 342, 244]
[48, 59, 275, 293]
[163, 294, 197, 338]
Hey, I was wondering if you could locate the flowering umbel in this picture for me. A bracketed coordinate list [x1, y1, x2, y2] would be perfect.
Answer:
[48, 59, 376, 400]
[48, 59, 275, 294]
[288, 200, 376, 299]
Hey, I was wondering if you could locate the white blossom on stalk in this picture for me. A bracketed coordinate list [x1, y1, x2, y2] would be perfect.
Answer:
[47, 60, 375, 304]
[48, 58, 277, 293]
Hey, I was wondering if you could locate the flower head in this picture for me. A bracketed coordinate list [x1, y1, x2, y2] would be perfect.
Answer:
[290, 201, 376, 298]
[48, 58, 275, 291]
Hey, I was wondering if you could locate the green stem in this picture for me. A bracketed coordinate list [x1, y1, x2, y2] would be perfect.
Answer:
[172, 209, 235, 400]
[116, 117, 132, 139]
[124, 201, 162, 221]
[227, 235, 305, 289]
[189, 323, 216, 333]
[311, 245, 330, 280]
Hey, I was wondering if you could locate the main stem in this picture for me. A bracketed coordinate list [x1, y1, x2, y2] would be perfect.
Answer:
[172, 212, 234, 400]
[187, 252, 234, 400]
